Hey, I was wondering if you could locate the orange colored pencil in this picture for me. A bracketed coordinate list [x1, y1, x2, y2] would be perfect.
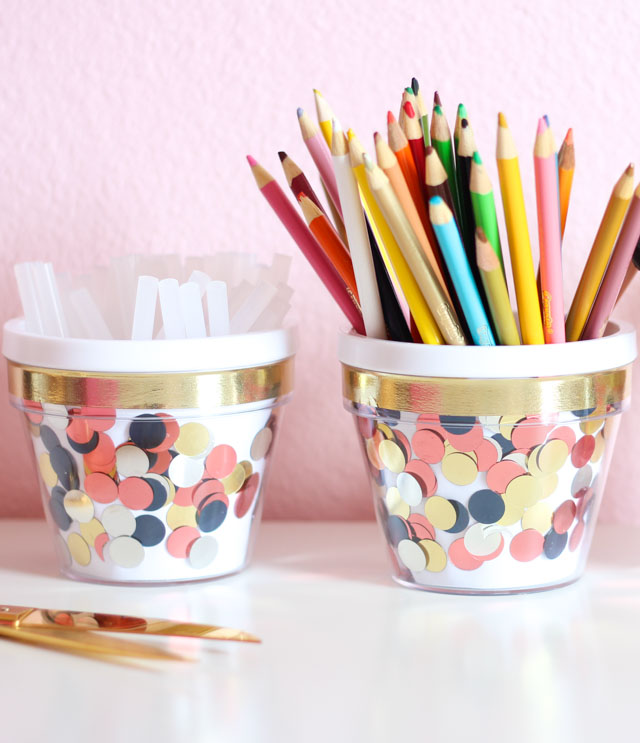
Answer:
[558, 128, 575, 239]
[374, 132, 450, 302]
[298, 194, 359, 300]
[387, 111, 431, 233]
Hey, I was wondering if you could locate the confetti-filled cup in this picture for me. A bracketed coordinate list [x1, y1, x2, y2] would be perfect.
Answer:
[339, 323, 636, 594]
[3, 319, 295, 583]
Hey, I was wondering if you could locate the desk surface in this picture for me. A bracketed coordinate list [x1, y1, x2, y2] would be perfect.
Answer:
[0, 519, 638, 743]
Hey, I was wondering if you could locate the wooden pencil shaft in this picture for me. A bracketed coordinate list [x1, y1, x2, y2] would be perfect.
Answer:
[476, 232, 520, 345]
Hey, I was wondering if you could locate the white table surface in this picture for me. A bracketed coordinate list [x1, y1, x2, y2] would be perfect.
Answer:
[0, 519, 638, 743]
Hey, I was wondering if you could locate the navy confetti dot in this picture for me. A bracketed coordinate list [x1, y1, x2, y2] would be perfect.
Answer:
[440, 415, 476, 434]
[129, 414, 167, 450]
[468, 489, 506, 524]
[544, 528, 568, 559]
[132, 515, 166, 547]
[198, 500, 228, 533]
[445, 500, 470, 533]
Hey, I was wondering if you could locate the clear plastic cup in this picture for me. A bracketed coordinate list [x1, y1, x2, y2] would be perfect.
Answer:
[3, 318, 295, 584]
[339, 322, 636, 594]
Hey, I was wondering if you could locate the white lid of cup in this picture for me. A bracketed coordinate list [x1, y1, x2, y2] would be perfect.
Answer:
[338, 321, 637, 379]
[3, 317, 296, 373]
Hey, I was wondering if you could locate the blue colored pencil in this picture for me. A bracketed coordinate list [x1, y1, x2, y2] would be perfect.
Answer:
[429, 196, 496, 346]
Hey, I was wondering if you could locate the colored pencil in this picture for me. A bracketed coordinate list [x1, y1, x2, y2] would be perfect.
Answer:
[411, 77, 430, 148]
[387, 111, 431, 233]
[455, 118, 479, 267]
[429, 197, 495, 346]
[313, 89, 334, 148]
[374, 132, 450, 299]
[298, 194, 359, 300]
[582, 184, 640, 339]
[402, 100, 426, 189]
[453, 103, 467, 155]
[565, 163, 634, 341]
[469, 151, 504, 270]
[331, 120, 386, 339]
[247, 155, 364, 334]
[617, 234, 640, 301]
[366, 217, 413, 342]
[430, 100, 460, 217]
[558, 128, 575, 239]
[365, 155, 466, 345]
[348, 130, 443, 344]
[534, 117, 565, 343]
[425, 146, 458, 216]
[398, 87, 415, 132]
[476, 227, 520, 345]
[297, 108, 343, 219]
[279, 151, 326, 215]
[496, 112, 544, 345]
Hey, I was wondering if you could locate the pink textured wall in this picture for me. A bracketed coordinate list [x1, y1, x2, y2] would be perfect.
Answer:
[1, 0, 639, 522]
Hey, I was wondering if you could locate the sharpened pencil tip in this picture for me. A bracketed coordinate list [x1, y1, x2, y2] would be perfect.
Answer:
[411, 77, 419, 94]
[434, 91, 442, 106]
[543, 114, 550, 127]
[564, 128, 574, 145]
[373, 131, 382, 143]
[387, 110, 396, 124]
[434, 104, 443, 116]
[277, 151, 286, 162]
[626, 163, 635, 175]
[537, 117, 547, 135]
[363, 153, 374, 171]
[498, 112, 508, 127]
[246, 155, 258, 167]
[457, 103, 467, 118]
[313, 88, 322, 96]
[296, 107, 304, 118]
[430, 195, 444, 206]
[405, 86, 413, 95]
[472, 151, 483, 164]
[331, 117, 342, 133]
[461, 119, 469, 129]
[347, 128, 356, 141]
[403, 101, 415, 118]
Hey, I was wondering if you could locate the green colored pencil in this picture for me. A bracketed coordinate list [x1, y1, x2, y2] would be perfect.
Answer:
[430, 98, 459, 218]
[469, 151, 505, 271]
[453, 102, 467, 154]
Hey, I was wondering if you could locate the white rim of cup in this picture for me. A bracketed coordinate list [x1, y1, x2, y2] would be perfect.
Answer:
[337, 321, 637, 379]
[2, 317, 296, 373]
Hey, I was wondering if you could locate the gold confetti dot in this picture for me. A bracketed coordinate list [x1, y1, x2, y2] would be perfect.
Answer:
[539, 473, 559, 499]
[499, 415, 525, 441]
[378, 439, 406, 473]
[376, 422, 395, 440]
[536, 439, 569, 474]
[250, 427, 273, 461]
[39, 453, 58, 488]
[67, 533, 91, 566]
[63, 490, 95, 523]
[527, 445, 545, 476]
[239, 460, 253, 479]
[221, 462, 247, 495]
[79, 518, 105, 548]
[441, 451, 478, 485]
[504, 475, 543, 509]
[424, 496, 457, 530]
[580, 418, 603, 435]
[497, 500, 526, 526]
[419, 539, 447, 572]
[521, 503, 553, 534]
[385, 486, 410, 518]
[591, 433, 605, 463]
[175, 422, 210, 457]
[166, 504, 198, 529]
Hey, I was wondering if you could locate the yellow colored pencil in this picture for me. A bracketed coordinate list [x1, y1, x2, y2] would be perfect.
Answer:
[496, 112, 544, 345]
[313, 89, 334, 149]
[365, 154, 466, 345]
[348, 130, 443, 344]
[476, 227, 520, 345]
[565, 163, 635, 341]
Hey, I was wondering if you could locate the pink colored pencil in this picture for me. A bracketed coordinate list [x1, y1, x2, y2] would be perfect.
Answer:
[297, 108, 343, 219]
[581, 184, 640, 340]
[247, 156, 364, 334]
[534, 117, 565, 343]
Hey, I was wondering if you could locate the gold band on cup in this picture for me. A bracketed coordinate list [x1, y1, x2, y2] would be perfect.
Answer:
[8, 357, 294, 410]
[342, 364, 631, 417]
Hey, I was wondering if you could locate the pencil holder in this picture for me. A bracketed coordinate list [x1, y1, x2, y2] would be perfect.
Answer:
[339, 323, 636, 594]
[3, 319, 295, 584]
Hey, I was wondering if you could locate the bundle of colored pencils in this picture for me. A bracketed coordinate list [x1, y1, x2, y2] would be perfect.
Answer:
[248, 81, 640, 345]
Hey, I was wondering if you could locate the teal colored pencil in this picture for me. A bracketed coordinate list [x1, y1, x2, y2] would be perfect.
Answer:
[429, 196, 495, 346]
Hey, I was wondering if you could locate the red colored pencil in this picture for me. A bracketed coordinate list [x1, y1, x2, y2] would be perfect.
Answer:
[278, 151, 326, 215]
[247, 155, 364, 334]
[402, 100, 427, 190]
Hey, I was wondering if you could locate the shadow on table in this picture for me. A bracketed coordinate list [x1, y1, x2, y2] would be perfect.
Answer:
[252, 522, 393, 588]
[588, 524, 640, 568]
